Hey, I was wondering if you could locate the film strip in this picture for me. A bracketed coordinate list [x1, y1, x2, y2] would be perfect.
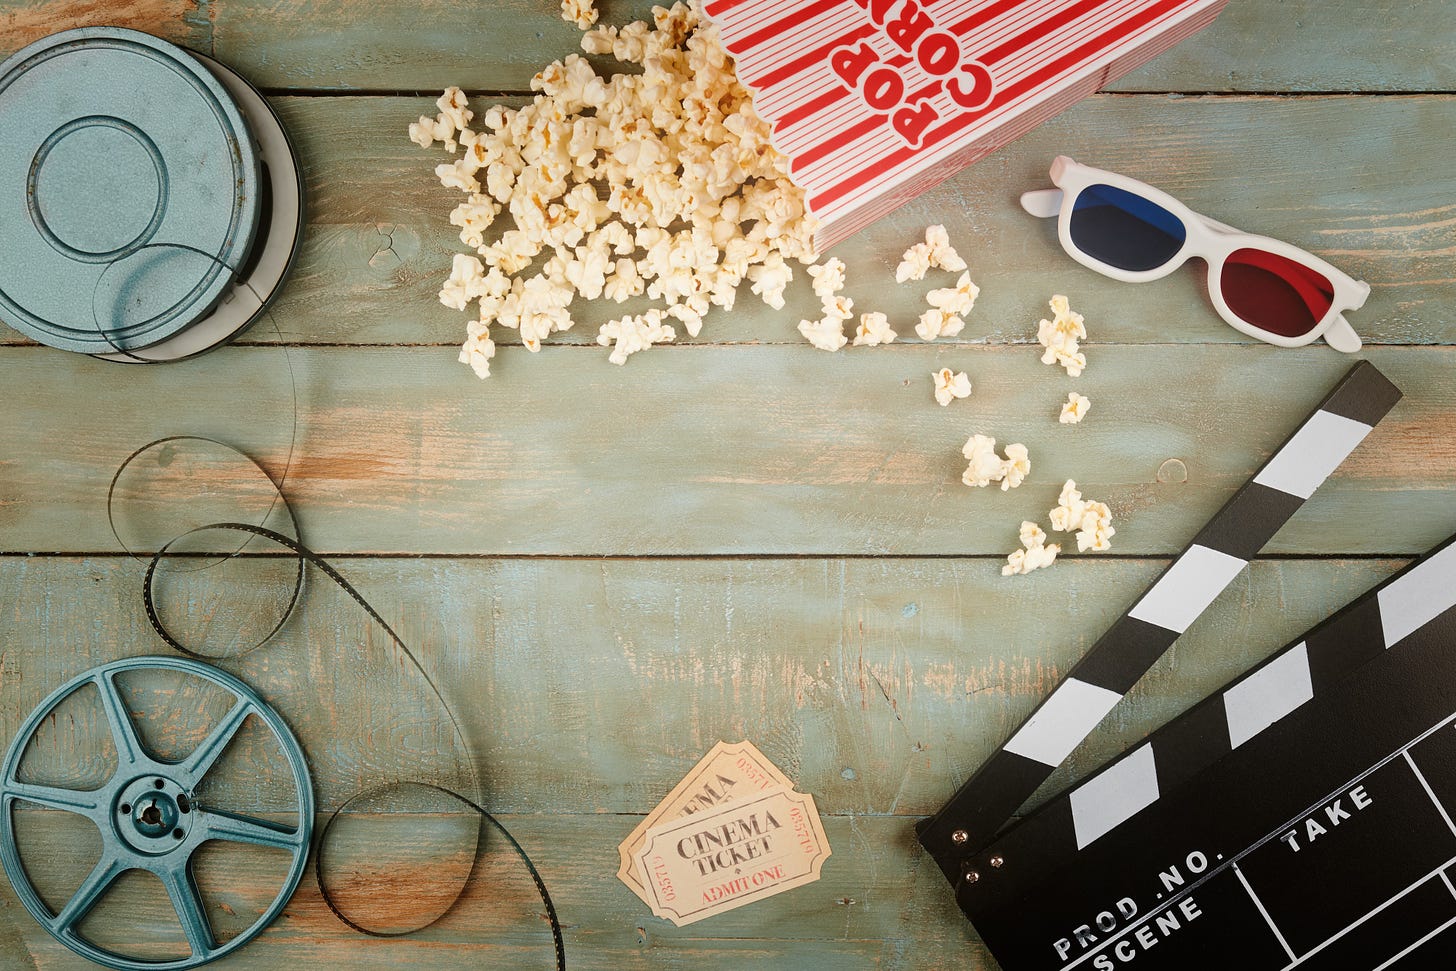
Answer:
[143, 517, 565, 961]
[917, 361, 1402, 878]
[3, 202, 564, 971]
[960, 533, 1456, 970]
[4, 444, 568, 969]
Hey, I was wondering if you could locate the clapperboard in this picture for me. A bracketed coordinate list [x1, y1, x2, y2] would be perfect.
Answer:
[919, 362, 1456, 968]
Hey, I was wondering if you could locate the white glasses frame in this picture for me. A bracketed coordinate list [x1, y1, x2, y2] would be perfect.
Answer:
[1021, 156, 1368, 352]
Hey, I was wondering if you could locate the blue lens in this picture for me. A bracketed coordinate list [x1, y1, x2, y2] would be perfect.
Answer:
[1068, 183, 1186, 272]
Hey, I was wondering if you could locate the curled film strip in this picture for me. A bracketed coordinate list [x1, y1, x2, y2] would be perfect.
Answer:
[1, 239, 566, 966]
[918, 361, 1403, 880]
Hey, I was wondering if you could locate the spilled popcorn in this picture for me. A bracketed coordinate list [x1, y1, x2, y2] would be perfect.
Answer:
[1003, 521, 1060, 576]
[1060, 392, 1091, 424]
[932, 368, 972, 407]
[962, 435, 1031, 491]
[599, 309, 676, 365]
[916, 308, 965, 342]
[560, 0, 599, 30]
[1050, 479, 1115, 552]
[927, 272, 980, 317]
[798, 315, 848, 352]
[459, 319, 496, 378]
[411, 1, 820, 376]
[1038, 294, 1087, 377]
[897, 224, 967, 283]
[807, 257, 846, 301]
[852, 312, 896, 346]
[797, 256, 858, 351]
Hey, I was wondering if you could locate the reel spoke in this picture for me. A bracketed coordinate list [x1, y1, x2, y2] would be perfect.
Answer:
[199, 807, 304, 851]
[6, 781, 103, 820]
[51, 854, 125, 934]
[2, 657, 313, 970]
[94, 672, 146, 768]
[179, 698, 252, 789]
[162, 865, 216, 958]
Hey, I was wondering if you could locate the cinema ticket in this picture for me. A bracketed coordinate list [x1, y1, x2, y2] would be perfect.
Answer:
[617, 740, 797, 906]
[633, 786, 831, 926]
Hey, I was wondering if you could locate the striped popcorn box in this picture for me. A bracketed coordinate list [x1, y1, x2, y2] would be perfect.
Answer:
[703, 0, 1232, 250]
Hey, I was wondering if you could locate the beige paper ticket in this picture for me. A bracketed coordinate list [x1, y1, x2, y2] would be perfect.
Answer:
[618, 740, 796, 905]
[633, 786, 831, 926]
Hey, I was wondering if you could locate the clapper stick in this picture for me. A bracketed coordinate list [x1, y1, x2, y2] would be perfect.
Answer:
[963, 535, 1456, 971]
[917, 361, 1402, 882]
[965, 532, 1456, 903]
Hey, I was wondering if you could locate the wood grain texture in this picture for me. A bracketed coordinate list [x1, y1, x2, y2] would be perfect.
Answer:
[9, 93, 1451, 350]
[0, 556, 1410, 817]
[0, 554, 1413, 968]
[0, 811, 990, 970]
[2, 344, 1452, 557]
[200, 0, 1456, 94]
[283, 92, 1455, 348]
[0, 0, 211, 59]
[3, 3, 1455, 969]
[1111, 0, 1456, 93]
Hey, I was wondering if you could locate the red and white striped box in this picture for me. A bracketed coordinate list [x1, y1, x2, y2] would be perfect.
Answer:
[704, 0, 1231, 250]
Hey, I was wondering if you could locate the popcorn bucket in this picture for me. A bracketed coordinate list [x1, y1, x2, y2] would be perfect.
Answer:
[703, 0, 1232, 250]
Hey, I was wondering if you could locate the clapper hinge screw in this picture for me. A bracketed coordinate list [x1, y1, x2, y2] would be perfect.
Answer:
[962, 866, 981, 885]
[951, 829, 969, 844]
[990, 854, 1004, 868]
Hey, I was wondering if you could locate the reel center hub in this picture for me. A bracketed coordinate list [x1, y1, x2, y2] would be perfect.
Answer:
[116, 775, 191, 852]
[28, 116, 168, 264]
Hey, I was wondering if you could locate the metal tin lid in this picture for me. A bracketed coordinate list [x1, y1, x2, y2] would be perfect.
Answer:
[0, 27, 261, 353]
[93, 53, 305, 363]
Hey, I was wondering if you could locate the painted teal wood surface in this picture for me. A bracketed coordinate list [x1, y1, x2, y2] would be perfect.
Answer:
[2, 2, 1455, 970]
[4, 93, 1455, 349]
[2, 345, 1453, 557]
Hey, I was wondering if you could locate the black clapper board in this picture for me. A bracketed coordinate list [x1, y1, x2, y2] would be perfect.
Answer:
[963, 535, 1456, 971]
[914, 362, 1456, 969]
[918, 362, 1403, 866]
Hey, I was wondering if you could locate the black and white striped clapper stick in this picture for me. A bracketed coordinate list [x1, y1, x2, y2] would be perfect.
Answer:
[917, 361, 1402, 882]
[964, 530, 1456, 896]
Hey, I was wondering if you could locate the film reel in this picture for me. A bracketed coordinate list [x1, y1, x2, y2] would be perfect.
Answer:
[90, 51, 304, 364]
[0, 656, 313, 970]
[5, 25, 564, 968]
[0, 28, 304, 361]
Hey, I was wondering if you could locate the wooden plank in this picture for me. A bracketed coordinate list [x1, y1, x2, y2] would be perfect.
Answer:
[2, 1, 1448, 97]
[0, 555, 1412, 968]
[273, 92, 1456, 349]
[199, 0, 1456, 94]
[0, 556, 1408, 817]
[9, 94, 1450, 349]
[0, 0, 211, 61]
[0, 344, 1451, 557]
[1111, 0, 1456, 93]
[0, 811, 990, 970]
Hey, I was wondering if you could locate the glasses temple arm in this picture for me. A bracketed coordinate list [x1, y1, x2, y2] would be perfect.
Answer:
[1020, 188, 1063, 218]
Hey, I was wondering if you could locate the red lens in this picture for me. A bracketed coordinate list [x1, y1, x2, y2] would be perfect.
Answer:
[1220, 248, 1335, 338]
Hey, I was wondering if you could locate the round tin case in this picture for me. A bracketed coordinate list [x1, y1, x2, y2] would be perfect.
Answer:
[0, 27, 262, 353]
[92, 52, 305, 363]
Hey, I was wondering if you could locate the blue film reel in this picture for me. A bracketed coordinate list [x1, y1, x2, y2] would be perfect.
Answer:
[0, 656, 313, 970]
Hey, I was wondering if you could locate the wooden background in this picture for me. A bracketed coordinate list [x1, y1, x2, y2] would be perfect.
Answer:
[2, 1, 1455, 968]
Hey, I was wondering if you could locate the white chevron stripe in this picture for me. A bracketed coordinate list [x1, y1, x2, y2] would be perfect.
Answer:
[1253, 409, 1372, 500]
[1004, 678, 1122, 767]
[1379, 541, 1456, 649]
[1071, 744, 1159, 850]
[1128, 544, 1247, 634]
[1223, 642, 1315, 749]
